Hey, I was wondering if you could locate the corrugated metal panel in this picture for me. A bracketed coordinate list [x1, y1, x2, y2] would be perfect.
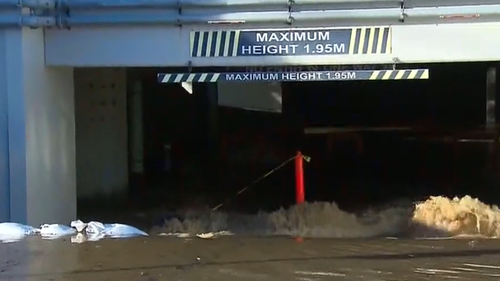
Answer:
[405, 0, 500, 7]
[0, 30, 10, 222]
[30, 1, 500, 27]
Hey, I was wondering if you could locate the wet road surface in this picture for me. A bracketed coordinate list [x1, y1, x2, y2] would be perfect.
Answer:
[1, 237, 500, 281]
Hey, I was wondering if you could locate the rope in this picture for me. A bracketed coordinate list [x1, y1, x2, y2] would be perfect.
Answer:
[211, 153, 310, 212]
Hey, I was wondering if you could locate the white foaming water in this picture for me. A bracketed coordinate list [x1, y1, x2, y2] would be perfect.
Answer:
[155, 196, 500, 238]
[412, 196, 500, 237]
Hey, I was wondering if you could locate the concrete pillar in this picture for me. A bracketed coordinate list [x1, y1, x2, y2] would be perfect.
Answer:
[484, 66, 500, 198]
[0, 28, 76, 225]
[192, 83, 219, 153]
[486, 67, 496, 130]
[127, 80, 145, 199]
[207, 83, 219, 153]
[189, 83, 219, 184]
[128, 81, 144, 175]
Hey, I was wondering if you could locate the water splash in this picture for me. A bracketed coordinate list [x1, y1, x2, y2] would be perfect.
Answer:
[156, 196, 500, 239]
[412, 196, 500, 237]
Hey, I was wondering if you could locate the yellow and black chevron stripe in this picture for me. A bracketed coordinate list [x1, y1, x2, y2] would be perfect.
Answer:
[158, 73, 221, 83]
[158, 69, 429, 83]
[369, 69, 429, 80]
[190, 30, 241, 57]
[348, 26, 391, 55]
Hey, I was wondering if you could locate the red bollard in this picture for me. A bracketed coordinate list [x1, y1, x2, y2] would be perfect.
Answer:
[295, 151, 305, 204]
[294, 151, 306, 243]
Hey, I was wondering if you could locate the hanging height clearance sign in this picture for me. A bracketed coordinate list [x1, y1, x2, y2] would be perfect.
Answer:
[189, 26, 391, 57]
[158, 26, 430, 83]
[158, 69, 430, 83]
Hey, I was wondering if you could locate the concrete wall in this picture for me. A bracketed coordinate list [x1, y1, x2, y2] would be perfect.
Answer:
[74, 68, 128, 200]
[218, 82, 282, 113]
[23, 30, 76, 225]
[0, 28, 76, 225]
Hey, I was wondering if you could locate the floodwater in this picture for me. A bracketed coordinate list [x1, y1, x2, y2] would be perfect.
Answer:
[2, 235, 500, 281]
[2, 196, 500, 281]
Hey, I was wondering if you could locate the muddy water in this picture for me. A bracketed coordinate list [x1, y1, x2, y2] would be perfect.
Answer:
[3, 195, 500, 280]
[2, 236, 500, 281]
[153, 196, 500, 238]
